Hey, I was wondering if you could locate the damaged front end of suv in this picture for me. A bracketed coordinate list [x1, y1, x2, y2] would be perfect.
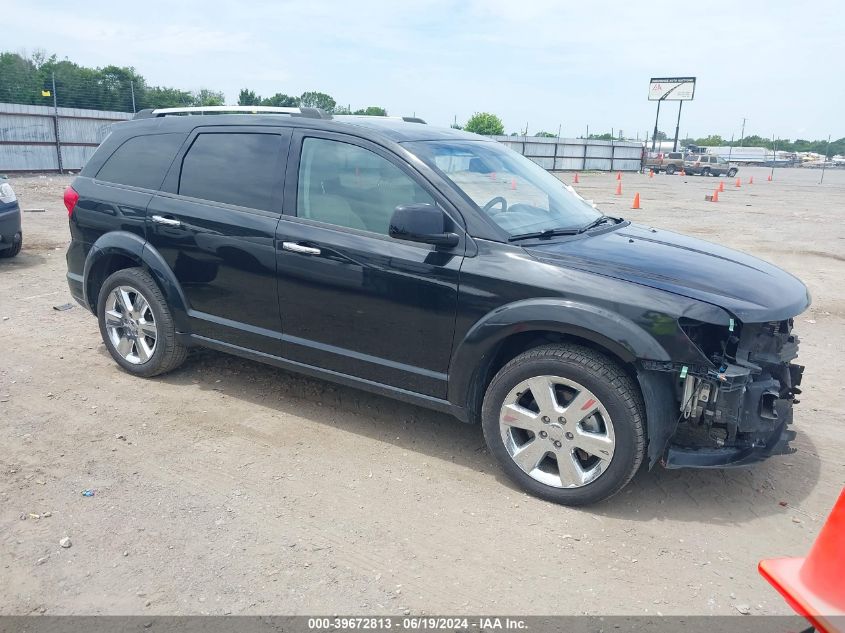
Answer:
[646, 317, 805, 468]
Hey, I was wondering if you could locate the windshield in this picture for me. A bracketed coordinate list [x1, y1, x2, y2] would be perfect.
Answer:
[405, 140, 601, 237]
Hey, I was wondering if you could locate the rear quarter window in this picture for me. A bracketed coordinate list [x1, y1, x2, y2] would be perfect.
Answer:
[96, 133, 185, 190]
[178, 133, 283, 210]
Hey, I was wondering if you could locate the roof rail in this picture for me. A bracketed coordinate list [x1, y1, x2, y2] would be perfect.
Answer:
[335, 114, 427, 124]
[133, 106, 330, 120]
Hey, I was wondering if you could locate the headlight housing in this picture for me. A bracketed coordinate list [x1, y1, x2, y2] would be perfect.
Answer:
[0, 182, 17, 204]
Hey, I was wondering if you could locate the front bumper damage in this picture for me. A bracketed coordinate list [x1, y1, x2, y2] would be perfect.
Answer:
[647, 319, 804, 468]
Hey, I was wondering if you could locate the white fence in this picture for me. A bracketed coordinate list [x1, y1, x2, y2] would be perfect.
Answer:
[493, 136, 643, 171]
[0, 103, 132, 172]
[0, 103, 645, 174]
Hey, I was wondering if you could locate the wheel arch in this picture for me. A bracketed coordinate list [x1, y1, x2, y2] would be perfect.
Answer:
[449, 299, 669, 426]
[82, 231, 190, 332]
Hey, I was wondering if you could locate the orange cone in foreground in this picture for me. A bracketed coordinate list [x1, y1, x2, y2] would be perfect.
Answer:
[573, 172, 580, 184]
[631, 193, 640, 209]
[649, 169, 654, 178]
[768, 174, 773, 182]
[712, 189, 719, 202]
[680, 169, 686, 176]
[759, 487, 845, 633]
[615, 182, 622, 196]
[749, 176, 754, 185]
[735, 177, 742, 188]
[616, 171, 622, 181]
[719, 180, 725, 192]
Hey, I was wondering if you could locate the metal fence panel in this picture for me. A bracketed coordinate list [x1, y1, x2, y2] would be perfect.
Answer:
[493, 136, 642, 171]
[0, 102, 131, 172]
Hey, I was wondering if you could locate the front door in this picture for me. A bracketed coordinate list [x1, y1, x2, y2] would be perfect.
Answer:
[275, 131, 465, 398]
[147, 127, 290, 354]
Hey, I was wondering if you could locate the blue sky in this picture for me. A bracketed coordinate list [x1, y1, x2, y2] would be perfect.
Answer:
[5, 0, 842, 139]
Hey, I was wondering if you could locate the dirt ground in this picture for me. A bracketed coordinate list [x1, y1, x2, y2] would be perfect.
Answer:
[1, 165, 843, 616]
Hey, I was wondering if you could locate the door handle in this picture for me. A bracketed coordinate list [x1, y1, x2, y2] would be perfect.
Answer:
[151, 215, 182, 228]
[282, 242, 321, 256]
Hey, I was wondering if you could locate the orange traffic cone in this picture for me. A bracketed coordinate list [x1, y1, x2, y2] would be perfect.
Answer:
[616, 172, 622, 181]
[573, 172, 580, 184]
[615, 182, 622, 196]
[749, 176, 754, 185]
[712, 189, 719, 202]
[680, 169, 686, 176]
[768, 174, 773, 182]
[649, 169, 654, 178]
[510, 178, 517, 190]
[631, 193, 640, 209]
[735, 177, 741, 188]
[759, 487, 845, 633]
[719, 180, 725, 192]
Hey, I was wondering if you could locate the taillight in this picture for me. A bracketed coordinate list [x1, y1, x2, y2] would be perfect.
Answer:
[64, 186, 79, 218]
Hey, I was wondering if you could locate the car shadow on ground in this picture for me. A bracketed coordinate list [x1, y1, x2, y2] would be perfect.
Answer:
[0, 250, 46, 271]
[155, 348, 821, 525]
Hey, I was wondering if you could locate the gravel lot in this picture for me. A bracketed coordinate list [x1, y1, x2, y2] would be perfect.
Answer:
[1, 165, 843, 616]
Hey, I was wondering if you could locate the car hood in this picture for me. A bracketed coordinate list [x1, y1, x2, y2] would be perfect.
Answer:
[525, 223, 811, 322]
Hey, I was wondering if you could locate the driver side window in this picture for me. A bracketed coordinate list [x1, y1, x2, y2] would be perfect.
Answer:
[296, 137, 435, 235]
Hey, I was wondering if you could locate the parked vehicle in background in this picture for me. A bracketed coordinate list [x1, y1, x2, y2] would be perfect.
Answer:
[0, 177, 22, 258]
[64, 106, 808, 506]
[644, 151, 685, 175]
[684, 154, 738, 177]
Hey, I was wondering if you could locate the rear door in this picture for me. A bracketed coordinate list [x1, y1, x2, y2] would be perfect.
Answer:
[274, 130, 465, 398]
[147, 126, 290, 354]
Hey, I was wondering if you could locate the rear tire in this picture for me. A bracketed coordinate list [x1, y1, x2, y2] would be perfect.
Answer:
[481, 344, 645, 506]
[665, 165, 676, 175]
[702, 167, 711, 176]
[727, 168, 738, 177]
[97, 267, 187, 378]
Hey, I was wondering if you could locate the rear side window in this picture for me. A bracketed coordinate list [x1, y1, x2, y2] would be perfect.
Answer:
[96, 133, 184, 190]
[668, 153, 682, 159]
[179, 133, 282, 210]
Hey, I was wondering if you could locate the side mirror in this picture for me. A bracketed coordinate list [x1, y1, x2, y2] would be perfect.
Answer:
[388, 203, 459, 247]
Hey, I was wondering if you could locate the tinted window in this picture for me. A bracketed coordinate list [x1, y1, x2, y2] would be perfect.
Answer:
[96, 133, 184, 190]
[179, 133, 282, 210]
[668, 153, 682, 159]
[297, 137, 434, 234]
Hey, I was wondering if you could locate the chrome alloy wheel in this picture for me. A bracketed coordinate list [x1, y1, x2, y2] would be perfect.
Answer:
[104, 285, 157, 364]
[499, 375, 616, 488]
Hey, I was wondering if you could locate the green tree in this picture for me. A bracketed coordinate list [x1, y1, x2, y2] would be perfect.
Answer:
[192, 89, 225, 106]
[534, 131, 556, 137]
[464, 112, 504, 136]
[262, 93, 300, 107]
[693, 134, 725, 146]
[300, 91, 336, 112]
[353, 106, 387, 116]
[588, 133, 614, 141]
[238, 88, 261, 106]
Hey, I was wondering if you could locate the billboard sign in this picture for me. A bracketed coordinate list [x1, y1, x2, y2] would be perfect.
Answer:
[648, 77, 696, 101]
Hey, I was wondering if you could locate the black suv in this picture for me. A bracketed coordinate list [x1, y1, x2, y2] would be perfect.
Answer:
[65, 106, 809, 505]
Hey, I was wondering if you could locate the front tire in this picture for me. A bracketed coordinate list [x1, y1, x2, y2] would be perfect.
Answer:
[702, 167, 711, 176]
[0, 232, 21, 258]
[727, 168, 738, 177]
[97, 267, 187, 377]
[481, 344, 645, 506]
[665, 165, 676, 175]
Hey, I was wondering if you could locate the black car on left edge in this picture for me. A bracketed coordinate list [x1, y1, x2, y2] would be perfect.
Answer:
[64, 106, 809, 505]
[0, 177, 22, 258]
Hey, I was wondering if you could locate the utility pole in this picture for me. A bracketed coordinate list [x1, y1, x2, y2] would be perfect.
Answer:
[820, 134, 831, 184]
[770, 133, 776, 181]
[130, 80, 136, 113]
[739, 118, 746, 147]
[52, 72, 63, 174]
[727, 134, 734, 163]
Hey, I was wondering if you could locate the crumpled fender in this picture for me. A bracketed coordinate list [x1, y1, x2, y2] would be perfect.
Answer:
[448, 298, 672, 418]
